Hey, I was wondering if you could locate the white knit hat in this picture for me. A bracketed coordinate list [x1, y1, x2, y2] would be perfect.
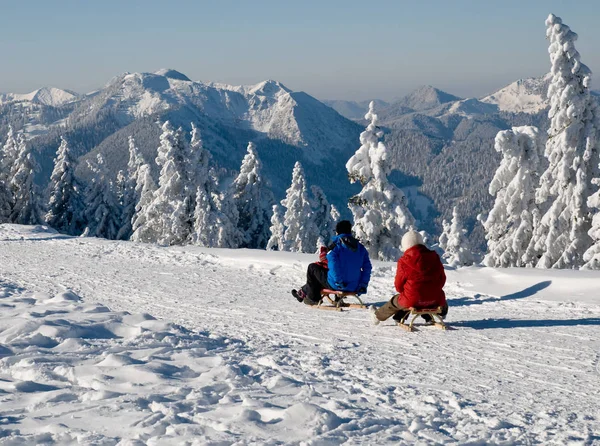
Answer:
[401, 230, 424, 252]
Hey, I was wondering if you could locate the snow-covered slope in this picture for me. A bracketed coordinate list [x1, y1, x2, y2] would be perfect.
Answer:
[0, 87, 79, 107]
[481, 74, 551, 114]
[1, 224, 599, 444]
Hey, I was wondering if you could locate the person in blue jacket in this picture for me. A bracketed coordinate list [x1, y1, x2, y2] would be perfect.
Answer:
[292, 220, 372, 305]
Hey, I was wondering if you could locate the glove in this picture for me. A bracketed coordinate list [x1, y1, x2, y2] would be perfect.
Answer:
[356, 285, 368, 295]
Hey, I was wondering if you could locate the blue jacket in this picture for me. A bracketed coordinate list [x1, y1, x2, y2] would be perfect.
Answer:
[326, 234, 372, 292]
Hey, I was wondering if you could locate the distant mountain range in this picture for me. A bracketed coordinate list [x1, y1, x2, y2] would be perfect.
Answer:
[3, 71, 593, 248]
[0, 69, 362, 214]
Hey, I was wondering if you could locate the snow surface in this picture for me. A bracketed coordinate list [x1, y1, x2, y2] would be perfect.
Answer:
[0, 224, 599, 444]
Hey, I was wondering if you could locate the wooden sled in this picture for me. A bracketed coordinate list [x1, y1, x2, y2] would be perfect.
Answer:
[396, 306, 448, 332]
[312, 289, 367, 311]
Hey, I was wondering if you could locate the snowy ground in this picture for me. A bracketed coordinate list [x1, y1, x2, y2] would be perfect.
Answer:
[0, 225, 599, 445]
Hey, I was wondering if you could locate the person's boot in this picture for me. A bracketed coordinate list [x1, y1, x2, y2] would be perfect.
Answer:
[291, 289, 306, 302]
[392, 310, 410, 324]
[421, 314, 433, 324]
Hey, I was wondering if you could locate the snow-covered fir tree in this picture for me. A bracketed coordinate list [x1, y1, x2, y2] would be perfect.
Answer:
[116, 136, 144, 240]
[443, 207, 475, 267]
[582, 179, 600, 269]
[130, 164, 158, 243]
[346, 101, 415, 261]
[45, 137, 83, 235]
[310, 185, 337, 248]
[135, 122, 191, 246]
[438, 219, 451, 252]
[0, 126, 19, 220]
[232, 142, 274, 249]
[186, 124, 210, 199]
[1, 126, 19, 183]
[483, 126, 543, 267]
[216, 185, 243, 249]
[281, 162, 318, 253]
[82, 154, 121, 239]
[266, 204, 285, 251]
[9, 131, 42, 225]
[530, 14, 600, 269]
[191, 185, 221, 247]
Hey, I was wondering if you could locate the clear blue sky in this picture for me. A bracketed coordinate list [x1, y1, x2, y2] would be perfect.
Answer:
[1, 0, 599, 100]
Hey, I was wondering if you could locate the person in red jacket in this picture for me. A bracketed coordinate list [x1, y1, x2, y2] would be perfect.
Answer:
[372, 230, 448, 324]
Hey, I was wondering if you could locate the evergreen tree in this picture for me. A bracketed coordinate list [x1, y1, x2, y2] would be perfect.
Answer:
[215, 185, 243, 249]
[281, 162, 318, 252]
[0, 126, 18, 220]
[232, 142, 274, 249]
[347, 101, 416, 261]
[82, 154, 121, 239]
[191, 185, 221, 247]
[310, 185, 336, 247]
[582, 179, 600, 269]
[131, 164, 158, 243]
[266, 204, 285, 251]
[438, 219, 451, 252]
[10, 131, 42, 225]
[46, 137, 83, 234]
[443, 206, 475, 267]
[483, 126, 543, 267]
[117, 136, 144, 240]
[137, 121, 190, 245]
[531, 14, 600, 269]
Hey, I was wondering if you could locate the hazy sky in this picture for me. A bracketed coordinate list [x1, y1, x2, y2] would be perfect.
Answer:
[1, 0, 599, 101]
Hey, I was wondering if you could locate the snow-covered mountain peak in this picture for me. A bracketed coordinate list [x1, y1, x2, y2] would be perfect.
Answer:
[0, 87, 78, 106]
[247, 79, 291, 96]
[481, 74, 551, 113]
[394, 85, 463, 111]
[153, 68, 192, 82]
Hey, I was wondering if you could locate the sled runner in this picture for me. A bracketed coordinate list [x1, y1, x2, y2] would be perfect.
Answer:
[396, 306, 447, 332]
[314, 289, 367, 311]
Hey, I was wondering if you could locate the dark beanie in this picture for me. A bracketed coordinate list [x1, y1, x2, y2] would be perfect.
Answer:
[335, 220, 352, 235]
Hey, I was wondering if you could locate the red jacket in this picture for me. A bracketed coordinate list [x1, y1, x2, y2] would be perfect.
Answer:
[395, 245, 446, 309]
[315, 246, 328, 269]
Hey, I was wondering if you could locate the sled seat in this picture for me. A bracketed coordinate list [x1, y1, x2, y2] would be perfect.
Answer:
[397, 306, 447, 332]
[314, 289, 366, 311]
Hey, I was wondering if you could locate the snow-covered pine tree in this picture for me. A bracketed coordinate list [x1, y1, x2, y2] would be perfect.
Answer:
[137, 121, 191, 245]
[483, 126, 543, 267]
[116, 136, 145, 240]
[266, 204, 285, 251]
[582, 179, 600, 269]
[232, 142, 274, 249]
[82, 154, 121, 239]
[281, 162, 318, 253]
[9, 131, 42, 225]
[191, 185, 220, 247]
[347, 101, 416, 261]
[0, 126, 19, 220]
[443, 207, 475, 267]
[438, 219, 451, 252]
[130, 164, 158, 243]
[310, 185, 336, 248]
[531, 14, 600, 269]
[46, 137, 84, 234]
[1, 126, 19, 182]
[215, 185, 243, 249]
